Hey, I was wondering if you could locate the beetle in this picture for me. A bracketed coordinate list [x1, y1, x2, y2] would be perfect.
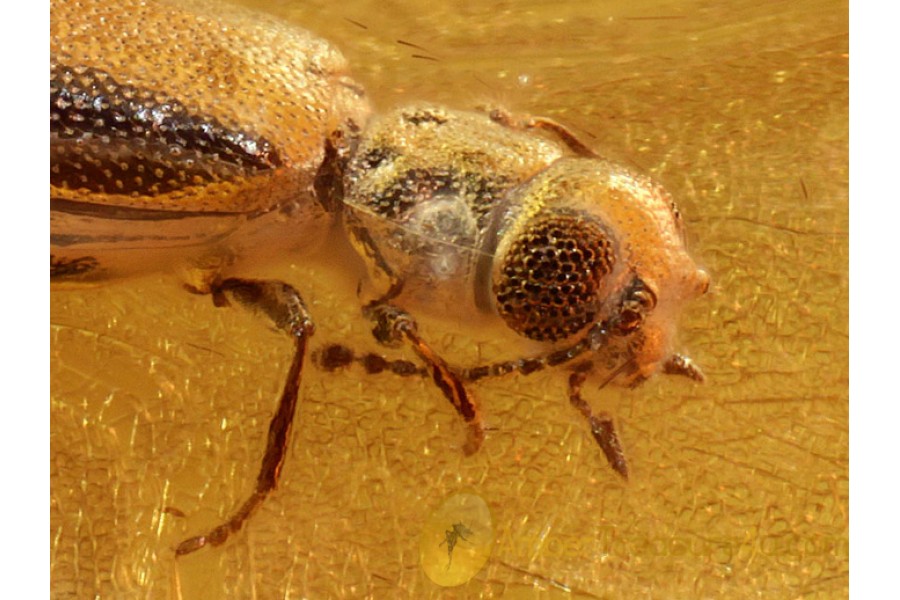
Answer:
[51, 0, 709, 555]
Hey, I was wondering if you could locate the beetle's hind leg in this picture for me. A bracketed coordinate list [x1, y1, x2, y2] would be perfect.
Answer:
[175, 277, 314, 556]
[50, 254, 102, 282]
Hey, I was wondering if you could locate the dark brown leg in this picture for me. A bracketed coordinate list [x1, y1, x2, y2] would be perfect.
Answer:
[175, 278, 313, 556]
[50, 254, 101, 280]
[367, 303, 484, 455]
[344, 219, 485, 453]
[568, 370, 629, 480]
[315, 343, 426, 378]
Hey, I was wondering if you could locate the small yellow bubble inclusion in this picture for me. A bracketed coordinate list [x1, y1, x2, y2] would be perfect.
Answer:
[420, 492, 494, 587]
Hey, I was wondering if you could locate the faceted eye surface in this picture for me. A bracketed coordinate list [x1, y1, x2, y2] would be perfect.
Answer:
[494, 213, 615, 342]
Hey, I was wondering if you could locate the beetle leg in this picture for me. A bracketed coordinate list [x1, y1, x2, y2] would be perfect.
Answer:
[315, 343, 427, 378]
[345, 213, 484, 452]
[50, 254, 102, 281]
[176, 277, 314, 556]
[568, 369, 629, 480]
[365, 302, 484, 455]
[487, 107, 601, 159]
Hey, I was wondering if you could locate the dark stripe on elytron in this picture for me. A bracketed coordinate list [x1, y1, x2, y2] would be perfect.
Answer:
[50, 63, 283, 170]
[50, 63, 284, 195]
[51, 197, 248, 221]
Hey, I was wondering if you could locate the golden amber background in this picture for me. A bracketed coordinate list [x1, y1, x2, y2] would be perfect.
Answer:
[50, 0, 848, 597]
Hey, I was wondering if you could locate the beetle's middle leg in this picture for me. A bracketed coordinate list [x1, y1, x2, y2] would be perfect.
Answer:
[359, 289, 484, 455]
[176, 277, 313, 556]
[346, 224, 484, 455]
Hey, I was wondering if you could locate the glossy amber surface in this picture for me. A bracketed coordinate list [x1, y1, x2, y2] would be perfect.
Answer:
[50, 0, 848, 597]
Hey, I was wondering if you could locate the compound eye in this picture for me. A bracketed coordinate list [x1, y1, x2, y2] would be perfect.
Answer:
[494, 213, 615, 342]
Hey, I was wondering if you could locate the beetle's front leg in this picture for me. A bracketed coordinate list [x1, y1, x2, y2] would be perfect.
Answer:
[176, 277, 313, 556]
[365, 301, 484, 455]
[568, 368, 629, 479]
